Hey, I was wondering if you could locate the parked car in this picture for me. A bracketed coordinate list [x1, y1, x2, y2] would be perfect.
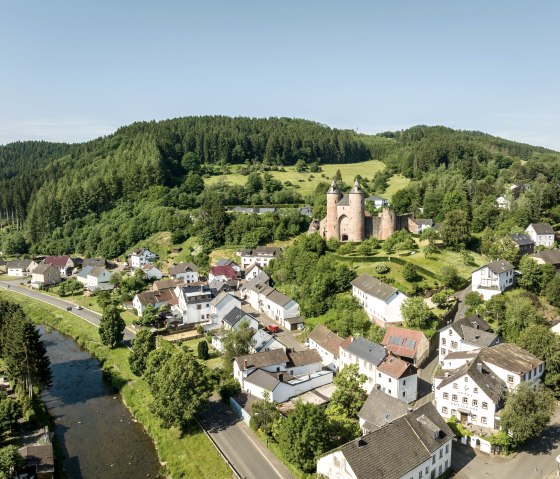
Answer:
[267, 324, 280, 333]
[65, 306, 72, 312]
[75, 305, 83, 310]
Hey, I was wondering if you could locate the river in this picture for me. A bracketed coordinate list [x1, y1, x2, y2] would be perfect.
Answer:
[39, 326, 161, 479]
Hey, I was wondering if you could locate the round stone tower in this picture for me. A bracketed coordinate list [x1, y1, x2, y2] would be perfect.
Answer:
[379, 207, 396, 240]
[348, 179, 365, 242]
[326, 179, 342, 240]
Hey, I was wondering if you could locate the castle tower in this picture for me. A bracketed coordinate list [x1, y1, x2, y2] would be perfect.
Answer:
[348, 179, 365, 242]
[379, 207, 396, 240]
[326, 179, 342, 240]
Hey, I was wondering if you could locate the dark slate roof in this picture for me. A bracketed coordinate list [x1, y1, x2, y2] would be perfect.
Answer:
[480, 343, 543, 375]
[216, 258, 238, 267]
[351, 274, 399, 301]
[223, 307, 256, 328]
[446, 315, 499, 348]
[32, 263, 57, 275]
[528, 223, 555, 235]
[510, 233, 535, 246]
[7, 259, 34, 270]
[82, 258, 106, 268]
[337, 403, 453, 479]
[239, 246, 282, 257]
[531, 248, 560, 265]
[337, 194, 350, 206]
[358, 388, 409, 432]
[343, 337, 387, 366]
[245, 369, 280, 391]
[437, 358, 506, 403]
[308, 324, 345, 356]
[479, 259, 515, 274]
[235, 349, 289, 371]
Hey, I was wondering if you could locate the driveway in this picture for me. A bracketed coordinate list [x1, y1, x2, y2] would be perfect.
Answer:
[452, 402, 560, 479]
[453, 284, 472, 322]
[0, 280, 136, 343]
[199, 399, 295, 479]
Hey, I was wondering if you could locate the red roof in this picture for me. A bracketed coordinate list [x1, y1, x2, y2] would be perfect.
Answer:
[381, 326, 426, 360]
[44, 255, 71, 268]
[210, 265, 237, 280]
[377, 354, 413, 379]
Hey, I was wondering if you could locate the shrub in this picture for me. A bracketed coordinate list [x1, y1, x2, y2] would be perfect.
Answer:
[375, 264, 390, 274]
[218, 378, 241, 403]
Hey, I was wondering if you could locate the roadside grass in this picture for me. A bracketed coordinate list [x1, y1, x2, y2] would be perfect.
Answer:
[205, 159, 386, 197]
[383, 174, 410, 201]
[0, 290, 234, 479]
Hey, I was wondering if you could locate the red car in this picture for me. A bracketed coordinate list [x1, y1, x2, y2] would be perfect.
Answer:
[267, 325, 280, 333]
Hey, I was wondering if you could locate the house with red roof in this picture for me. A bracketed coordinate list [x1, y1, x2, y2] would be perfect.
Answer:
[209, 265, 238, 282]
[381, 326, 430, 367]
[44, 255, 74, 277]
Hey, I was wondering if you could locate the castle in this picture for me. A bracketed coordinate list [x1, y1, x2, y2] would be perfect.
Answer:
[312, 179, 411, 241]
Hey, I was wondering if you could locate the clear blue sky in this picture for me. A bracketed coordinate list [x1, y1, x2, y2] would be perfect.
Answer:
[1, 1, 559, 149]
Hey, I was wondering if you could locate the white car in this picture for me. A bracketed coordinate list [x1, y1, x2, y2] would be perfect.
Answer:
[75, 305, 83, 310]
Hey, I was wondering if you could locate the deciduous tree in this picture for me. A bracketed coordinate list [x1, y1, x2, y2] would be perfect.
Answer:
[99, 305, 126, 348]
[128, 328, 156, 376]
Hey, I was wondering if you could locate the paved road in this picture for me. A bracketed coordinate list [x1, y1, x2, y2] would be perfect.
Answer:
[0, 280, 136, 342]
[199, 399, 295, 479]
[413, 349, 439, 407]
[452, 402, 560, 479]
[453, 284, 472, 322]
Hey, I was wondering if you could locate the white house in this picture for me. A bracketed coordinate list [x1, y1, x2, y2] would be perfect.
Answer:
[339, 337, 418, 402]
[434, 359, 504, 453]
[7, 259, 38, 277]
[307, 324, 345, 371]
[245, 262, 263, 280]
[129, 248, 157, 269]
[76, 266, 94, 286]
[173, 285, 214, 324]
[365, 195, 389, 209]
[261, 289, 303, 331]
[141, 263, 163, 280]
[210, 292, 241, 321]
[525, 223, 555, 248]
[85, 267, 113, 292]
[234, 349, 332, 403]
[317, 403, 453, 479]
[250, 329, 285, 353]
[471, 259, 515, 300]
[439, 315, 500, 363]
[351, 274, 407, 326]
[241, 272, 271, 308]
[221, 307, 259, 332]
[209, 265, 238, 282]
[237, 246, 282, 269]
[168, 262, 199, 283]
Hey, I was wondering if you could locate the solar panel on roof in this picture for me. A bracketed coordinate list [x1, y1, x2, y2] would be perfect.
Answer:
[390, 336, 404, 346]
[407, 339, 416, 348]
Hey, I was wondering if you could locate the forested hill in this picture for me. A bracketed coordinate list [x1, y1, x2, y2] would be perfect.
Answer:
[0, 116, 558, 258]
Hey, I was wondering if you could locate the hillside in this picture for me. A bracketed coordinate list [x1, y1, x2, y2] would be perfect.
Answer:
[0, 117, 558, 258]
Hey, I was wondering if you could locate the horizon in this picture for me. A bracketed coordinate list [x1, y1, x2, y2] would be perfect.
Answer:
[2, 1, 559, 150]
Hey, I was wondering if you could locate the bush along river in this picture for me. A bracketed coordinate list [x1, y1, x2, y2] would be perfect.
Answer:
[38, 326, 161, 479]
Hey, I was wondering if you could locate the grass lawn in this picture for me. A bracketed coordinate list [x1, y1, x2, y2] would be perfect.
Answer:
[179, 336, 223, 369]
[205, 159, 386, 197]
[0, 290, 234, 479]
[383, 174, 410, 201]
[352, 261, 429, 294]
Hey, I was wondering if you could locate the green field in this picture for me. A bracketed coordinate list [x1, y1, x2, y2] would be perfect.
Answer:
[205, 159, 386, 197]
[0, 290, 233, 479]
[384, 174, 411, 201]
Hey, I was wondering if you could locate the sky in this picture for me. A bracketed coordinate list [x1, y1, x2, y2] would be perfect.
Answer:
[1, 0, 559, 149]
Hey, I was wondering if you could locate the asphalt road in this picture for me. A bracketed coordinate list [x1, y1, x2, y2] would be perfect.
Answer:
[199, 399, 295, 479]
[0, 280, 136, 342]
[452, 402, 560, 479]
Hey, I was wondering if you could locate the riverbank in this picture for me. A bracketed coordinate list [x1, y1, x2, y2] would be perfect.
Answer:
[0, 290, 233, 479]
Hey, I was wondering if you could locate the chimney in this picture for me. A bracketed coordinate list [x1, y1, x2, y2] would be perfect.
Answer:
[357, 438, 366, 448]
[278, 373, 284, 382]
[444, 372, 449, 378]
[244, 359, 248, 369]
[476, 362, 482, 373]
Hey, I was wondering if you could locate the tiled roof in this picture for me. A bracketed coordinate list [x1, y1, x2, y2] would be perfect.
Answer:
[528, 223, 554, 235]
[239, 246, 282, 257]
[343, 337, 386, 366]
[82, 258, 106, 268]
[32, 264, 57, 275]
[478, 259, 514, 274]
[266, 289, 294, 307]
[245, 369, 280, 390]
[351, 274, 399, 302]
[44, 255, 71, 268]
[135, 288, 176, 306]
[480, 343, 543, 375]
[235, 349, 289, 371]
[88, 266, 108, 278]
[446, 315, 499, 348]
[168, 262, 198, 275]
[7, 259, 34, 270]
[210, 265, 237, 279]
[510, 233, 535, 246]
[287, 350, 322, 367]
[337, 403, 453, 479]
[308, 324, 345, 356]
[242, 271, 270, 291]
[381, 326, 426, 360]
[377, 354, 415, 379]
[531, 248, 560, 265]
[358, 388, 409, 432]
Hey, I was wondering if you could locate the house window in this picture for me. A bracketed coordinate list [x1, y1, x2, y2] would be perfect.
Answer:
[451, 341, 458, 349]
[452, 394, 458, 402]
[472, 414, 477, 421]
[481, 417, 487, 425]
[443, 392, 449, 400]
[369, 364, 373, 371]
[442, 338, 446, 345]
[388, 390, 391, 395]
[441, 348, 446, 356]
[403, 379, 406, 385]
[378, 372, 381, 378]
[462, 397, 468, 404]
[453, 383, 458, 389]
[403, 392, 406, 397]
[445, 460, 448, 470]
[419, 471, 422, 478]
[445, 444, 449, 454]
[451, 409, 456, 416]
[388, 378, 392, 383]
[442, 407, 448, 414]
[464, 377, 468, 382]
[482, 402, 488, 409]
[472, 399, 478, 406]
[432, 455, 436, 464]
[473, 387, 478, 394]
[439, 449, 443, 458]
[197, 304, 201, 310]
[426, 466, 429, 474]
[507, 375, 514, 384]
[448, 329, 452, 335]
